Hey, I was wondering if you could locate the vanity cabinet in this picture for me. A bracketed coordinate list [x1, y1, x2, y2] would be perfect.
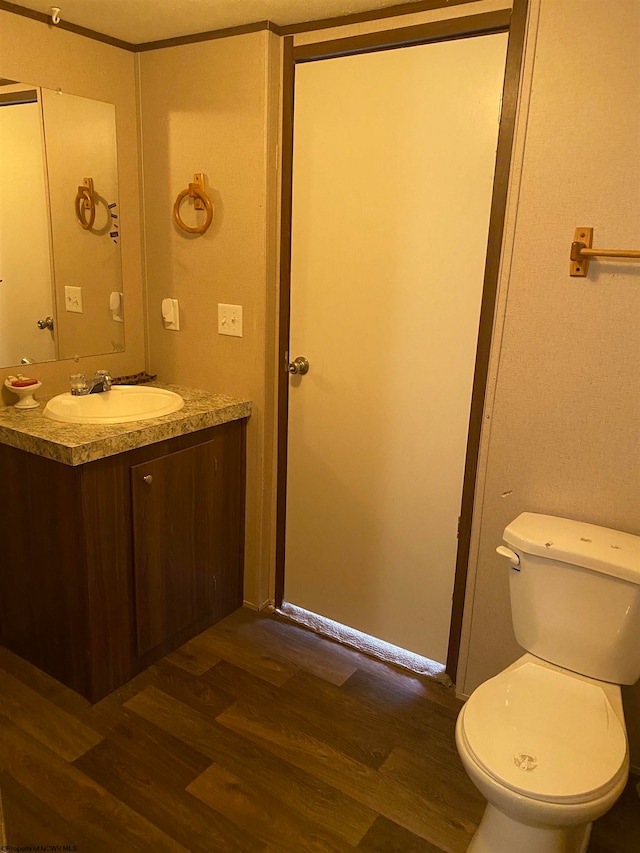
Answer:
[0, 419, 245, 701]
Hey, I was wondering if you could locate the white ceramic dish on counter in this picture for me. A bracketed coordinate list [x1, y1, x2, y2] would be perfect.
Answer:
[4, 379, 42, 409]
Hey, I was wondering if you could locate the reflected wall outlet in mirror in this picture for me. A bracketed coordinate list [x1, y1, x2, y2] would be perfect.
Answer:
[65, 285, 83, 313]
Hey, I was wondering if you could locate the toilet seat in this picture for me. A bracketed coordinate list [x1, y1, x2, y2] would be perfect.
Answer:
[460, 661, 627, 805]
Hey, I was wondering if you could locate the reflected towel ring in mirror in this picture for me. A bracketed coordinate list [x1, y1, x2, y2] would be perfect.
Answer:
[173, 173, 213, 235]
[75, 177, 96, 230]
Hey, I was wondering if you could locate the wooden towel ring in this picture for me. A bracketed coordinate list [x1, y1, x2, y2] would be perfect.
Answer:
[173, 175, 213, 234]
[75, 178, 96, 230]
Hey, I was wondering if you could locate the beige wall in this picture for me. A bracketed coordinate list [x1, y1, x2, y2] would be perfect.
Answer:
[0, 11, 144, 400]
[458, 0, 640, 766]
[138, 31, 281, 608]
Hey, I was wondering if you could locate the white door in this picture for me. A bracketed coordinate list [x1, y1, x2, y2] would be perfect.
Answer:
[0, 96, 56, 366]
[284, 33, 508, 664]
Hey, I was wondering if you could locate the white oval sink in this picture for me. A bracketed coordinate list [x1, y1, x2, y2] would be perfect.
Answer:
[43, 385, 184, 424]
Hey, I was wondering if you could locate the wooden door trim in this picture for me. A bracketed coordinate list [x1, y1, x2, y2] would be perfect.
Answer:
[446, 0, 529, 680]
[293, 9, 510, 63]
[275, 2, 530, 682]
[275, 34, 295, 607]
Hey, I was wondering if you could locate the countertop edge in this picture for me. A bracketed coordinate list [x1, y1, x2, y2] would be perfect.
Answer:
[0, 387, 251, 466]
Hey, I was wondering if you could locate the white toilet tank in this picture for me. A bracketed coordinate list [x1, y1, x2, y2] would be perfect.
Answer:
[502, 513, 640, 684]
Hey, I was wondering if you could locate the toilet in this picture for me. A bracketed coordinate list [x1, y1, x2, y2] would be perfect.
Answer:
[456, 512, 640, 853]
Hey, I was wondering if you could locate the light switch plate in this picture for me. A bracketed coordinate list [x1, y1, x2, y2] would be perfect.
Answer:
[65, 285, 83, 313]
[218, 303, 243, 337]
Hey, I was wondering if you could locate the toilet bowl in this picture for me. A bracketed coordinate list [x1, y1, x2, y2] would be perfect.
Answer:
[456, 655, 628, 852]
[456, 514, 640, 853]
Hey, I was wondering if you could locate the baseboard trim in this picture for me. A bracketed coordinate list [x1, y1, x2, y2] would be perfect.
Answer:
[242, 599, 274, 612]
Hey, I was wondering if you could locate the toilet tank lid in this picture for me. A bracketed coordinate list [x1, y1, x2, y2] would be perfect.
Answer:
[503, 513, 640, 585]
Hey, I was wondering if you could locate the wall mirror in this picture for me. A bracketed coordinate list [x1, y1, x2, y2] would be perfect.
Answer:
[0, 79, 124, 369]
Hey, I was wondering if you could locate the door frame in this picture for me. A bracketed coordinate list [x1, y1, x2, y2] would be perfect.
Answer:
[275, 1, 529, 680]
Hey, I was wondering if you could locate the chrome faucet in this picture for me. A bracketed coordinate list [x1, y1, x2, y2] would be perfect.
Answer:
[70, 370, 113, 396]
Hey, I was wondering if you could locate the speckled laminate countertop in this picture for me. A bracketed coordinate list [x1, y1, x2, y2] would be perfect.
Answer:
[0, 384, 251, 466]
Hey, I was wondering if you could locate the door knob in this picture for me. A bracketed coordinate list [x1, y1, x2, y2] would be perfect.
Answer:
[142, 474, 153, 485]
[37, 316, 54, 330]
[288, 356, 310, 375]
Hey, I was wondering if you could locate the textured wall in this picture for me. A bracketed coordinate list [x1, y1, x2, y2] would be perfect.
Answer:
[458, 0, 640, 766]
[0, 11, 144, 398]
[139, 31, 282, 608]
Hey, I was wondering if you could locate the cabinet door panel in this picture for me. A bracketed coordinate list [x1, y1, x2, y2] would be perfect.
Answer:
[132, 440, 219, 655]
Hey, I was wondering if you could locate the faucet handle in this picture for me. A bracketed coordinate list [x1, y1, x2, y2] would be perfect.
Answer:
[70, 373, 87, 393]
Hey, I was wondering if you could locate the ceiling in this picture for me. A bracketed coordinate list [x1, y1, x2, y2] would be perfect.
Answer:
[13, 0, 427, 44]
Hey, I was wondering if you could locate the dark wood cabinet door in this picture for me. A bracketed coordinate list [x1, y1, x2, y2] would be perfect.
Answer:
[132, 440, 220, 655]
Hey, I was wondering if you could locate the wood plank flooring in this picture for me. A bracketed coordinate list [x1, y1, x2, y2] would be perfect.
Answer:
[0, 607, 638, 852]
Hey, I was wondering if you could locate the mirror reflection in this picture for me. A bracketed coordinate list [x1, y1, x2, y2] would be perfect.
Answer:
[0, 80, 124, 368]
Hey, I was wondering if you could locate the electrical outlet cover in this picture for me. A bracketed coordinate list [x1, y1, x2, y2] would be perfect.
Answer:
[65, 285, 83, 313]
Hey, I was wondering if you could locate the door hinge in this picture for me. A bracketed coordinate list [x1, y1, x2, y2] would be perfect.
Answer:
[457, 516, 462, 539]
